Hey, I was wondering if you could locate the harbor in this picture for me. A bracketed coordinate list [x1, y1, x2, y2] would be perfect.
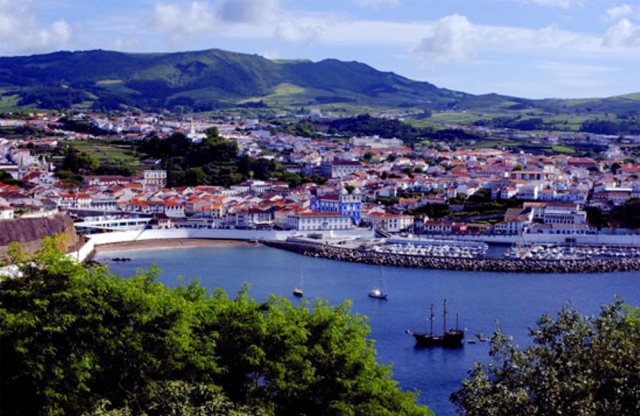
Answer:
[265, 239, 640, 273]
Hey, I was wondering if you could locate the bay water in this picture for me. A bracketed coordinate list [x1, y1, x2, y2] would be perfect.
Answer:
[95, 245, 640, 416]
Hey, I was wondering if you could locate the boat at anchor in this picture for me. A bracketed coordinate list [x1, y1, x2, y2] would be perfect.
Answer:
[293, 267, 304, 298]
[368, 266, 388, 300]
[407, 299, 464, 347]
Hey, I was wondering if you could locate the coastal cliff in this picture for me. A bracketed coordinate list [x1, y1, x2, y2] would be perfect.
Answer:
[0, 213, 80, 257]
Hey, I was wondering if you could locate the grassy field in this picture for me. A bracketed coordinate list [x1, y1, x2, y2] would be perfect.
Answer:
[69, 139, 142, 172]
[0, 90, 27, 112]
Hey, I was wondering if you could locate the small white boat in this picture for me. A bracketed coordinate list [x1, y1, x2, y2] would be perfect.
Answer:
[368, 266, 388, 300]
[293, 267, 304, 298]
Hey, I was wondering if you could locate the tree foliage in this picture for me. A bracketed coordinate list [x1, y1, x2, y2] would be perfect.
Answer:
[0, 237, 431, 416]
[451, 299, 640, 415]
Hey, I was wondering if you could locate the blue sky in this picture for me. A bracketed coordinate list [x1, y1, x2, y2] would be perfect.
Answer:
[2, 0, 640, 99]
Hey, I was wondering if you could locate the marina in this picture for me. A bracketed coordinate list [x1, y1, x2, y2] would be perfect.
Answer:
[376, 237, 489, 259]
[504, 243, 640, 260]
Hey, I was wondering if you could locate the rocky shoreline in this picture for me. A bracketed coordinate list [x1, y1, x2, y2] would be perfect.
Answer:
[264, 241, 640, 273]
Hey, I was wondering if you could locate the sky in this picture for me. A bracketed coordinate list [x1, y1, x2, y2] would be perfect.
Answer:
[1, 0, 640, 99]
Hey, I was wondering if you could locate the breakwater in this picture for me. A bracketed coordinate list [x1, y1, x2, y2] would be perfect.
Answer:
[265, 241, 640, 273]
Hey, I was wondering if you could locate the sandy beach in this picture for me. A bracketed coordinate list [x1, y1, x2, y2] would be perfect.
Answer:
[94, 238, 260, 253]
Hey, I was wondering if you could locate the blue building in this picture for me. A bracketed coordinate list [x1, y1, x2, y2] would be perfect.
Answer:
[311, 186, 362, 225]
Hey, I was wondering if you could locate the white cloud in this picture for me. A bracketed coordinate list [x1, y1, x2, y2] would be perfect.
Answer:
[0, 0, 71, 54]
[148, 0, 282, 44]
[602, 18, 640, 47]
[604, 4, 634, 22]
[148, 2, 219, 43]
[218, 0, 279, 24]
[353, 0, 400, 8]
[414, 15, 476, 61]
[411, 13, 640, 61]
[413, 15, 594, 61]
[274, 22, 322, 44]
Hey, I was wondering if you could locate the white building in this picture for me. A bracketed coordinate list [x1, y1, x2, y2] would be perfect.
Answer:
[322, 160, 364, 179]
[143, 170, 167, 190]
[287, 212, 353, 231]
[366, 212, 414, 233]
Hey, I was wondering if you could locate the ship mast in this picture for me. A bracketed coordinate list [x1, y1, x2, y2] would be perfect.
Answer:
[429, 304, 435, 335]
[443, 299, 448, 334]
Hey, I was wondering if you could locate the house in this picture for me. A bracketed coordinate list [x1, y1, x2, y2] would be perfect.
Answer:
[494, 208, 533, 235]
[154, 213, 172, 229]
[0, 204, 13, 219]
[367, 212, 414, 233]
[235, 207, 274, 228]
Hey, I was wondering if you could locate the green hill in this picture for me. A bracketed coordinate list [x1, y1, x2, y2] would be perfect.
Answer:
[0, 48, 473, 113]
[0, 48, 638, 117]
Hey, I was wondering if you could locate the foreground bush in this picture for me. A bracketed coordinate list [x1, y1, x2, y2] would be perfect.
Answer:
[451, 299, 640, 415]
[0, 238, 431, 416]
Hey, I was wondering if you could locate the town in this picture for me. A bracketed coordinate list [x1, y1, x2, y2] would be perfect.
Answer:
[1, 111, 640, 256]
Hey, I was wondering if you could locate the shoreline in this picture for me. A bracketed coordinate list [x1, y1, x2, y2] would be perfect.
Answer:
[94, 238, 261, 253]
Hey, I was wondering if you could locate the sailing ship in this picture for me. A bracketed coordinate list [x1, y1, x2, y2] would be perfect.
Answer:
[293, 267, 304, 297]
[368, 266, 388, 300]
[407, 299, 464, 347]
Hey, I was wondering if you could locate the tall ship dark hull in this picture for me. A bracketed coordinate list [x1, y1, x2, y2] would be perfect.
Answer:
[409, 300, 464, 348]
[412, 329, 464, 347]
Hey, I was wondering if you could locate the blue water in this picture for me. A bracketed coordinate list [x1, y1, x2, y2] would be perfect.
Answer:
[95, 245, 640, 416]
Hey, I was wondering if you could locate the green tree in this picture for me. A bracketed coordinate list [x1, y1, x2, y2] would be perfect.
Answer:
[0, 238, 431, 416]
[0, 169, 21, 186]
[451, 299, 640, 415]
[185, 167, 207, 186]
[611, 162, 621, 174]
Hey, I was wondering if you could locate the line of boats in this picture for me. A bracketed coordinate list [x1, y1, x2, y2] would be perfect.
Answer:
[504, 243, 640, 260]
[373, 240, 489, 259]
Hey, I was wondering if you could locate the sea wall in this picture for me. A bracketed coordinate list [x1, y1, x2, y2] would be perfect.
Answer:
[265, 241, 640, 274]
[68, 228, 376, 263]
[0, 213, 79, 257]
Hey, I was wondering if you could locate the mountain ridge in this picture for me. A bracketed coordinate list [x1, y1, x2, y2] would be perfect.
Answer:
[0, 48, 636, 115]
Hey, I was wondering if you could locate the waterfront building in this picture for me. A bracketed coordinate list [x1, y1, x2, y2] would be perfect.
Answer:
[235, 207, 274, 228]
[524, 202, 587, 225]
[366, 212, 414, 233]
[494, 207, 534, 235]
[287, 212, 353, 231]
[311, 186, 362, 225]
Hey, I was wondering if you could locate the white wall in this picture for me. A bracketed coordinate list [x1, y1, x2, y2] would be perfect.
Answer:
[68, 228, 375, 263]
